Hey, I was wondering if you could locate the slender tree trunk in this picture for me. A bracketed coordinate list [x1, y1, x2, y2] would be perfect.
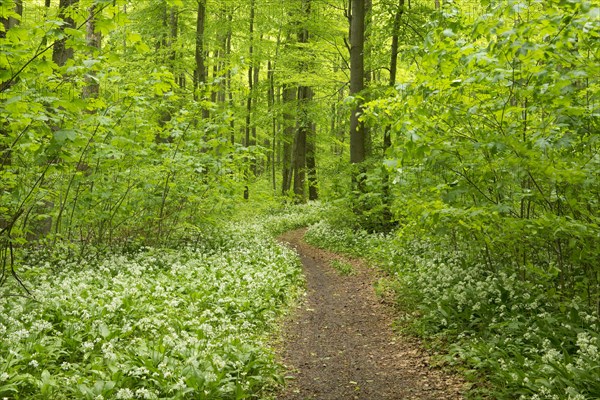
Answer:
[294, 86, 308, 200]
[281, 86, 296, 194]
[8, 0, 22, 29]
[384, 0, 404, 151]
[82, 4, 101, 99]
[194, 0, 209, 120]
[349, 0, 366, 165]
[215, 6, 228, 105]
[225, 9, 235, 144]
[381, 0, 405, 226]
[307, 120, 318, 200]
[169, 7, 184, 88]
[267, 60, 276, 191]
[292, 0, 316, 201]
[245, 0, 255, 148]
[252, 60, 259, 152]
[53, 0, 79, 67]
[364, 0, 372, 85]
[363, 0, 372, 155]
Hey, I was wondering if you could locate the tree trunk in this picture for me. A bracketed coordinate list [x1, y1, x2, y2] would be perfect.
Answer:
[8, 0, 22, 29]
[169, 6, 185, 88]
[281, 86, 296, 194]
[307, 120, 318, 200]
[194, 0, 209, 120]
[384, 0, 404, 151]
[294, 86, 308, 200]
[381, 0, 405, 226]
[349, 0, 366, 165]
[53, 0, 79, 67]
[226, 9, 235, 144]
[245, 0, 255, 148]
[292, 0, 317, 201]
[364, 0, 372, 85]
[82, 4, 101, 99]
[267, 60, 276, 191]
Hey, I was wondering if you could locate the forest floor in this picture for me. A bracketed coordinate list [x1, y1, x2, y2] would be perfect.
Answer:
[276, 228, 465, 400]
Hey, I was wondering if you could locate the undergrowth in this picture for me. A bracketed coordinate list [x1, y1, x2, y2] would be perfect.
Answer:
[0, 220, 303, 399]
[302, 205, 600, 400]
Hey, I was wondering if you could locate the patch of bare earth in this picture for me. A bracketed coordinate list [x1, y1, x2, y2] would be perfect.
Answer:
[276, 228, 465, 400]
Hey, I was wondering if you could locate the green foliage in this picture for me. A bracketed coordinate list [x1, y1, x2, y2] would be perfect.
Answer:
[313, 1, 600, 396]
[300, 201, 600, 399]
[261, 201, 327, 236]
[330, 259, 354, 276]
[0, 221, 303, 399]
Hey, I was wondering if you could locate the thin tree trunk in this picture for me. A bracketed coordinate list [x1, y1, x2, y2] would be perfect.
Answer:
[281, 86, 296, 194]
[381, 0, 405, 226]
[194, 0, 209, 120]
[53, 0, 79, 67]
[293, 0, 315, 201]
[9, 0, 22, 29]
[363, 0, 372, 155]
[245, 0, 255, 148]
[225, 9, 234, 144]
[384, 0, 404, 151]
[82, 4, 101, 99]
[268, 60, 276, 191]
[169, 7, 184, 87]
[307, 120, 318, 200]
[349, 0, 366, 165]
[293, 90, 307, 200]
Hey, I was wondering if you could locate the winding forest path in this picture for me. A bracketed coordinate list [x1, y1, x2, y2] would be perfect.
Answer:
[276, 229, 465, 400]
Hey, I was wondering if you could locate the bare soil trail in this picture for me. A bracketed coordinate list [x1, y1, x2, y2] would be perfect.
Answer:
[276, 228, 465, 400]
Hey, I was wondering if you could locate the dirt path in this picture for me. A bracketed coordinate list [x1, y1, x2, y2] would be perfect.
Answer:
[276, 229, 465, 400]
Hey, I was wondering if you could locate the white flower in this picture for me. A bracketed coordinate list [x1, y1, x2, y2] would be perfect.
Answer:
[0, 372, 9, 381]
[135, 388, 156, 399]
[116, 388, 134, 399]
[29, 359, 39, 368]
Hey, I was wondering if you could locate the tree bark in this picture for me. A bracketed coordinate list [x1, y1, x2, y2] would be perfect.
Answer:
[381, 0, 405, 226]
[292, 0, 317, 201]
[307, 120, 318, 200]
[268, 59, 276, 191]
[53, 0, 79, 67]
[281, 86, 296, 194]
[384, 0, 404, 151]
[169, 7, 185, 88]
[82, 4, 101, 99]
[225, 9, 235, 144]
[194, 0, 209, 120]
[349, 0, 366, 165]
[245, 0, 256, 149]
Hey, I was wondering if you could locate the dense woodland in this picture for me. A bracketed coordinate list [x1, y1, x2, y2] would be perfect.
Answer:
[1, 0, 599, 398]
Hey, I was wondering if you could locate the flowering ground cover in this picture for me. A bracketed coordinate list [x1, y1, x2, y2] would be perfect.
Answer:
[0, 223, 303, 399]
[304, 218, 600, 400]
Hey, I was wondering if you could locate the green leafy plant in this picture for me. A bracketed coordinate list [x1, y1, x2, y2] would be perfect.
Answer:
[0, 221, 303, 399]
[330, 259, 355, 276]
